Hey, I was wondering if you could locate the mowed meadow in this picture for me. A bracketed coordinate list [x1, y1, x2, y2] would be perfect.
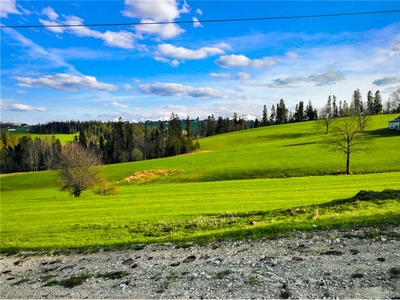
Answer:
[1, 114, 400, 253]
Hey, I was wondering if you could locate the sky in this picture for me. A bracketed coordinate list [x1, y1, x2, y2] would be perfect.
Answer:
[1, 0, 400, 124]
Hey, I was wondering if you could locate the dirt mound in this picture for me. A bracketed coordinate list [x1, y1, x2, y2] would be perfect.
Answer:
[123, 169, 184, 183]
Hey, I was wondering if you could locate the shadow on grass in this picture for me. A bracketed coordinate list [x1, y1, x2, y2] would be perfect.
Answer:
[366, 128, 400, 138]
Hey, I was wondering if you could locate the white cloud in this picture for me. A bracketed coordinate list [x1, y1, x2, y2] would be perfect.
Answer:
[286, 51, 299, 59]
[138, 82, 229, 99]
[236, 72, 251, 80]
[213, 42, 232, 50]
[42, 6, 58, 20]
[170, 60, 180, 67]
[373, 75, 400, 86]
[196, 8, 203, 15]
[122, 0, 189, 39]
[0, 0, 20, 18]
[154, 56, 180, 67]
[15, 74, 118, 91]
[39, 10, 135, 49]
[192, 17, 203, 28]
[38, 19, 64, 33]
[210, 73, 230, 79]
[9, 104, 46, 111]
[122, 0, 182, 21]
[157, 44, 225, 60]
[102, 30, 135, 49]
[308, 70, 345, 86]
[135, 21, 185, 39]
[112, 101, 128, 108]
[243, 71, 345, 88]
[122, 84, 133, 90]
[215, 54, 280, 68]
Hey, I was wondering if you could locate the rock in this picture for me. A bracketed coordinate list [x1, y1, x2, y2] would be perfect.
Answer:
[171, 262, 180, 267]
[183, 255, 196, 263]
[122, 258, 134, 265]
[320, 250, 343, 256]
[292, 256, 303, 261]
[377, 258, 385, 262]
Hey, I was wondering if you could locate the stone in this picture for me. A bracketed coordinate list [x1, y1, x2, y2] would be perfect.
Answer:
[183, 255, 196, 263]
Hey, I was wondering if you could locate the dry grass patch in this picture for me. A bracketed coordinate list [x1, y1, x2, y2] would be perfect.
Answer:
[123, 169, 184, 183]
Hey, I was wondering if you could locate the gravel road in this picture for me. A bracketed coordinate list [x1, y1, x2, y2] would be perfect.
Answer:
[1, 227, 399, 299]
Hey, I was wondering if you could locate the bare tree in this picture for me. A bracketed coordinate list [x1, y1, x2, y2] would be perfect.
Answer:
[389, 88, 400, 113]
[57, 143, 105, 197]
[318, 105, 335, 134]
[327, 113, 370, 174]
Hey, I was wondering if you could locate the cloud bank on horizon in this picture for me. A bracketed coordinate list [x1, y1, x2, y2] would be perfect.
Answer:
[1, 0, 400, 123]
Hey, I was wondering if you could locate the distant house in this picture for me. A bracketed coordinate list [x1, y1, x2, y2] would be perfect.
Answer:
[388, 117, 400, 130]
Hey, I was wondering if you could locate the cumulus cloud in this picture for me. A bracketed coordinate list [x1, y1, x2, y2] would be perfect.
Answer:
[39, 10, 135, 49]
[0, 0, 20, 17]
[122, 0, 181, 20]
[135, 21, 185, 40]
[236, 72, 251, 80]
[15, 74, 118, 91]
[138, 82, 229, 99]
[9, 104, 46, 111]
[122, 0, 189, 39]
[157, 44, 225, 60]
[192, 17, 203, 28]
[112, 101, 128, 108]
[210, 73, 230, 79]
[215, 54, 280, 68]
[373, 75, 400, 86]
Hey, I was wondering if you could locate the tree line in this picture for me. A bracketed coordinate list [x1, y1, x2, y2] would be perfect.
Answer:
[1, 88, 398, 174]
[0, 114, 198, 174]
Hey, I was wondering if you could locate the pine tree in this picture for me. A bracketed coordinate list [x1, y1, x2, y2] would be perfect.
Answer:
[366, 91, 374, 115]
[270, 105, 276, 124]
[262, 105, 268, 126]
[373, 90, 383, 114]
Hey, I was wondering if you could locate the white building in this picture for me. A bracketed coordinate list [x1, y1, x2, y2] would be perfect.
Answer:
[388, 117, 400, 130]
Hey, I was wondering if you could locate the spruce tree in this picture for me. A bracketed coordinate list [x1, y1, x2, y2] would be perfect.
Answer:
[374, 90, 383, 114]
[367, 91, 374, 115]
[262, 105, 268, 126]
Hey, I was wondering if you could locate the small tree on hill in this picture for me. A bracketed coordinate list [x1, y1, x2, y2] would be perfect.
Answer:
[56, 143, 105, 197]
[327, 109, 370, 174]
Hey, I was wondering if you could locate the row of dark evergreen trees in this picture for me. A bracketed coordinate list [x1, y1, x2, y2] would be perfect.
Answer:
[0, 114, 198, 174]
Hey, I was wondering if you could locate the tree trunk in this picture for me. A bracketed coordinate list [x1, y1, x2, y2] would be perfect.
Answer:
[346, 152, 350, 174]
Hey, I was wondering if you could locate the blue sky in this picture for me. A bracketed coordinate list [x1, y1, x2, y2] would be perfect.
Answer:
[1, 1, 400, 124]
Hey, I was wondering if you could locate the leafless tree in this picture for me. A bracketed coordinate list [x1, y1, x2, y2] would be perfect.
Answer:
[327, 112, 370, 174]
[57, 143, 105, 197]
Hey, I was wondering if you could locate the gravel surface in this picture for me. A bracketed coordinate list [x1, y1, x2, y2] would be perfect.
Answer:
[1, 227, 399, 299]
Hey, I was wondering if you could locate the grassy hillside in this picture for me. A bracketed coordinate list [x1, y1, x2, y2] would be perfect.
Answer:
[104, 114, 400, 183]
[1, 114, 399, 253]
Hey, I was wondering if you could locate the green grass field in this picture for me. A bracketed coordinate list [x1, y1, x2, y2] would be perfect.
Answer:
[1, 114, 399, 253]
